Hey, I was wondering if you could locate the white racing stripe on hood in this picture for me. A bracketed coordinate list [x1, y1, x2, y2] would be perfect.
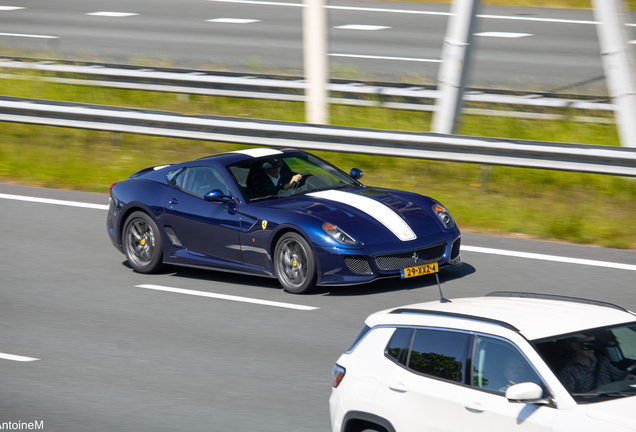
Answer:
[308, 190, 416, 241]
[231, 148, 283, 158]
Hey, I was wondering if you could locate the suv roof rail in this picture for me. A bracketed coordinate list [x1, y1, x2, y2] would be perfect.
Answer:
[486, 291, 634, 315]
[389, 308, 520, 333]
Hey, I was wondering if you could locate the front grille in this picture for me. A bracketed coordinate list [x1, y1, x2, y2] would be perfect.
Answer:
[344, 256, 373, 275]
[451, 237, 461, 259]
[374, 243, 446, 271]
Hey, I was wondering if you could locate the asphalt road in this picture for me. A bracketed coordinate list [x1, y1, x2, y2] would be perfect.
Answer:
[2, 0, 635, 92]
[1, 182, 636, 431]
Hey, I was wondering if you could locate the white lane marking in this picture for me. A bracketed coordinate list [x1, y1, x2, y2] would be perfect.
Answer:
[0, 32, 58, 39]
[334, 25, 390, 31]
[475, 31, 533, 38]
[308, 190, 416, 241]
[477, 14, 596, 25]
[135, 284, 319, 311]
[462, 246, 636, 272]
[231, 148, 282, 157]
[4, 192, 634, 272]
[0, 193, 108, 210]
[208, 0, 303, 6]
[0, 6, 24, 10]
[630, 40, 636, 45]
[328, 5, 449, 16]
[86, 12, 138, 17]
[330, 53, 441, 63]
[207, 18, 261, 23]
[0, 352, 39, 362]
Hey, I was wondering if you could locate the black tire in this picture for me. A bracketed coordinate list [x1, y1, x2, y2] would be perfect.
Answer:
[123, 211, 163, 273]
[274, 232, 317, 294]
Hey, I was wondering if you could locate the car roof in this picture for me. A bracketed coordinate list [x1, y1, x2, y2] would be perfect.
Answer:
[365, 292, 636, 341]
[198, 148, 300, 166]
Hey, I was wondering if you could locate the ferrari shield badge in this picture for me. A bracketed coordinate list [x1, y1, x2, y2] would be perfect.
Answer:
[262, 220, 268, 230]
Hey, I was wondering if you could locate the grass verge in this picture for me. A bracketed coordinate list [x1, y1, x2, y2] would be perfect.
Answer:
[0, 71, 634, 250]
[391, 0, 636, 11]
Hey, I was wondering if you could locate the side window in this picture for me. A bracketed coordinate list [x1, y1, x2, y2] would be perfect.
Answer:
[386, 328, 414, 366]
[178, 167, 230, 197]
[167, 168, 184, 185]
[473, 336, 542, 394]
[408, 329, 471, 382]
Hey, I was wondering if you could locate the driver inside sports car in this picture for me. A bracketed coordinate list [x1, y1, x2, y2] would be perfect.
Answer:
[251, 158, 302, 197]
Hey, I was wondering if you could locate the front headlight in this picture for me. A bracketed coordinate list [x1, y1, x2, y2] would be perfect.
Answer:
[433, 204, 455, 229]
[323, 223, 358, 245]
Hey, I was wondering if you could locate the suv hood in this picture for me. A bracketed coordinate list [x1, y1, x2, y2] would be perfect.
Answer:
[266, 187, 443, 245]
[586, 397, 636, 430]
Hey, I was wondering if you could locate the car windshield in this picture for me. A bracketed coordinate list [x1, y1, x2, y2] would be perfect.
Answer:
[227, 152, 360, 203]
[532, 321, 636, 403]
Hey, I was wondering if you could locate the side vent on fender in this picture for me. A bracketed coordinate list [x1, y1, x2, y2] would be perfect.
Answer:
[164, 226, 183, 247]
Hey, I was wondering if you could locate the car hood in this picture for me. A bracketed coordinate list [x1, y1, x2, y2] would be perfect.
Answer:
[585, 396, 636, 430]
[266, 187, 442, 245]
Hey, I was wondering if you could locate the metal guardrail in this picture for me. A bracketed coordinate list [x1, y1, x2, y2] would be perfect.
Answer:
[0, 57, 615, 123]
[1, 95, 634, 177]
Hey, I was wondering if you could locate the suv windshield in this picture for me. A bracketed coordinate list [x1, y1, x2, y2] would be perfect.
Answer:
[228, 152, 360, 203]
[533, 322, 636, 403]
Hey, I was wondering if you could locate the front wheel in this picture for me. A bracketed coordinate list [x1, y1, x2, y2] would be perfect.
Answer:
[123, 211, 163, 273]
[274, 232, 317, 294]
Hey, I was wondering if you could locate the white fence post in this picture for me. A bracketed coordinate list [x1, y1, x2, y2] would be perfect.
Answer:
[303, 0, 329, 125]
[432, 0, 480, 135]
[592, 0, 636, 147]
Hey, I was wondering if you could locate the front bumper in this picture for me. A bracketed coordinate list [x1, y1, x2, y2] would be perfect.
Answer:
[315, 230, 461, 286]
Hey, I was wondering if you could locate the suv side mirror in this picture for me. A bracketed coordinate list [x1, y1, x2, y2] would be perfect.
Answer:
[505, 383, 551, 405]
[204, 189, 233, 203]
[350, 168, 364, 181]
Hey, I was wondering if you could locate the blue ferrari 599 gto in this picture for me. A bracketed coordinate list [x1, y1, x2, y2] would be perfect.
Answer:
[107, 148, 462, 294]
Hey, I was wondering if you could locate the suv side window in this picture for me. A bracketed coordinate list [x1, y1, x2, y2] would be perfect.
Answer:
[473, 335, 542, 394]
[386, 328, 414, 366]
[385, 328, 471, 383]
[409, 329, 471, 382]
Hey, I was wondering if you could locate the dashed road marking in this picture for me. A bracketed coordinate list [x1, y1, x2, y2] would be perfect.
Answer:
[0, 32, 58, 39]
[0, 6, 25, 10]
[334, 25, 391, 31]
[0, 352, 39, 362]
[475, 32, 533, 38]
[136, 285, 320, 310]
[86, 12, 138, 17]
[207, 18, 261, 23]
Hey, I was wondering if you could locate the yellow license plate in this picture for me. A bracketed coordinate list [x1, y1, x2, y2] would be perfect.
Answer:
[401, 262, 438, 279]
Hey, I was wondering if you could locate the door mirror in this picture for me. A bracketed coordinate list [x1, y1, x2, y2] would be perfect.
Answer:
[505, 382, 547, 404]
[203, 190, 233, 203]
[350, 168, 364, 180]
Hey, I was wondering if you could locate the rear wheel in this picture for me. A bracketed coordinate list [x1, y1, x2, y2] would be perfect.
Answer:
[274, 232, 317, 294]
[123, 211, 163, 273]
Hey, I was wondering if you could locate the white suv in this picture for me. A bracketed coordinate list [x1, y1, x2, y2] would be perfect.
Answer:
[329, 292, 636, 432]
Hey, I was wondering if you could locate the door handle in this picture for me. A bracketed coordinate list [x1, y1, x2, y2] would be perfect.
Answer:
[464, 402, 485, 413]
[169, 198, 179, 204]
[388, 382, 409, 393]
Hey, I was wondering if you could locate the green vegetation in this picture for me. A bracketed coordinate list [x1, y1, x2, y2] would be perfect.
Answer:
[1, 70, 635, 250]
[399, 0, 636, 11]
